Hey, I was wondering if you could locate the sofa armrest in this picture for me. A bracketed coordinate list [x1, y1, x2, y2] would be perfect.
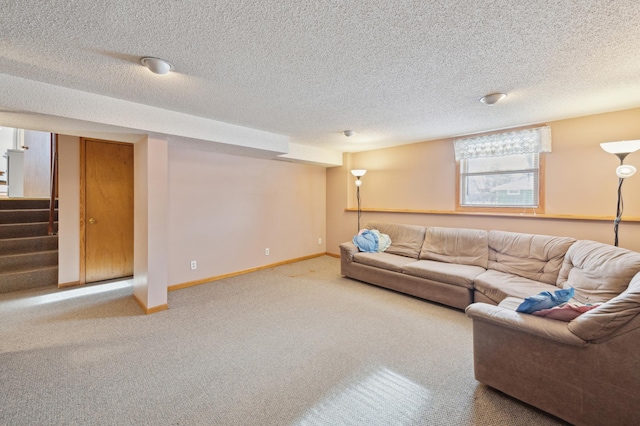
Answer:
[340, 242, 359, 275]
[465, 303, 587, 346]
[340, 242, 358, 260]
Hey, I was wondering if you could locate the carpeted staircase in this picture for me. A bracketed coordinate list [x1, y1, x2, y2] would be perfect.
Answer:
[0, 199, 58, 293]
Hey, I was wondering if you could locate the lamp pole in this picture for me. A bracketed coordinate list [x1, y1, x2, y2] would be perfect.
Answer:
[600, 141, 640, 246]
[350, 169, 367, 233]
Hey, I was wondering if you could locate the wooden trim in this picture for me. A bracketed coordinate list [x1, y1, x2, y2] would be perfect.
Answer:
[168, 253, 326, 292]
[344, 207, 640, 222]
[79, 138, 86, 285]
[325, 252, 340, 258]
[455, 152, 546, 215]
[133, 292, 169, 315]
[58, 281, 81, 289]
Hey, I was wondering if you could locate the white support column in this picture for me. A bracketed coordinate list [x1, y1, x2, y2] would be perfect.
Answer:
[133, 136, 169, 313]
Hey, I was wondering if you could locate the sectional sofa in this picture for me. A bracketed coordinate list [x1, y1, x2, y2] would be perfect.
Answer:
[339, 221, 640, 426]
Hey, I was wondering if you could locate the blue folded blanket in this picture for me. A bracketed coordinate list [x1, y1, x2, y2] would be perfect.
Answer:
[516, 287, 575, 314]
[353, 230, 379, 252]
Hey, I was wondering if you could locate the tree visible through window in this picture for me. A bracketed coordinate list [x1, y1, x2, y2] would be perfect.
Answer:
[454, 127, 551, 211]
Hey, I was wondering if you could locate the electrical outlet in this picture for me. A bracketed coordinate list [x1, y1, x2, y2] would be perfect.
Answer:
[190, 260, 197, 270]
[265, 248, 270, 256]
[318, 237, 322, 245]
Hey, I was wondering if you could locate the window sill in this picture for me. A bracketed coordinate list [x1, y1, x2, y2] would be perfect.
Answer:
[345, 207, 640, 223]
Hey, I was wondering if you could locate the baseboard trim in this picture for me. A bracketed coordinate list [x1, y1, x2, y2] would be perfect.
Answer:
[168, 252, 326, 292]
[58, 281, 81, 288]
[133, 293, 168, 314]
[325, 252, 340, 258]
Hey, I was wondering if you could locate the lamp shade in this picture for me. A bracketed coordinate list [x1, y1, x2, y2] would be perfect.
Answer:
[350, 169, 367, 178]
[600, 140, 640, 155]
[616, 164, 637, 179]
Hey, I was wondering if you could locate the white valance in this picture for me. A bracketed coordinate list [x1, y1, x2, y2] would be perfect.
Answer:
[454, 126, 552, 161]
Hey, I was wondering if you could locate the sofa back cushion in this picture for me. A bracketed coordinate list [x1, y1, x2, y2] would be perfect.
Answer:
[568, 271, 640, 341]
[488, 230, 575, 285]
[557, 240, 640, 304]
[420, 226, 488, 268]
[365, 221, 426, 259]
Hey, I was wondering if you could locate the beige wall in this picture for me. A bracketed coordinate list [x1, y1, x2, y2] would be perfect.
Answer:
[57, 136, 326, 307]
[327, 108, 640, 253]
[167, 147, 327, 287]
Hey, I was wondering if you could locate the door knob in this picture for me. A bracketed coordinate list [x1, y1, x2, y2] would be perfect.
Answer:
[88, 218, 96, 224]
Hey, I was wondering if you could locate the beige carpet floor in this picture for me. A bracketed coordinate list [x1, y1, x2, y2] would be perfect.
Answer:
[0, 256, 567, 425]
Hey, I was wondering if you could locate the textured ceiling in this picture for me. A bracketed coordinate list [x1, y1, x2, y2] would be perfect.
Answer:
[1, 1, 640, 157]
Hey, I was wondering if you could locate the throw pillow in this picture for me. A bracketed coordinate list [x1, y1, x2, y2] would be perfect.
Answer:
[533, 302, 601, 321]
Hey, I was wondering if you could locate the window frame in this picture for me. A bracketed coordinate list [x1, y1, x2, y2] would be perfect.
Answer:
[455, 152, 546, 214]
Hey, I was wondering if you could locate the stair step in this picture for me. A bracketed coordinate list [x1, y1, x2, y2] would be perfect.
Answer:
[0, 250, 58, 273]
[0, 235, 58, 254]
[0, 199, 56, 210]
[0, 266, 58, 293]
[0, 209, 58, 224]
[0, 222, 58, 239]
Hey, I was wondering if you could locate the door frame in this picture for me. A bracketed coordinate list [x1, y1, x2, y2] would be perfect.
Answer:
[79, 138, 134, 285]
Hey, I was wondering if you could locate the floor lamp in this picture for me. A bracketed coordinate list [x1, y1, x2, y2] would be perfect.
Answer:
[600, 140, 640, 246]
[351, 169, 367, 232]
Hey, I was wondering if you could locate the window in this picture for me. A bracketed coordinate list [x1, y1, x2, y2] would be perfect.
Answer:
[454, 126, 551, 212]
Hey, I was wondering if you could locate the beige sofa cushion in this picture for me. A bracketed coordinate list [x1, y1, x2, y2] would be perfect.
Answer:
[557, 240, 640, 304]
[568, 272, 640, 341]
[402, 260, 485, 289]
[352, 252, 416, 273]
[365, 221, 426, 259]
[474, 269, 559, 304]
[420, 226, 488, 268]
[488, 230, 575, 285]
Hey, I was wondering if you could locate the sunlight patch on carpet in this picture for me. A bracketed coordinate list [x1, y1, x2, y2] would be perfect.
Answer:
[2, 279, 132, 309]
[295, 367, 431, 425]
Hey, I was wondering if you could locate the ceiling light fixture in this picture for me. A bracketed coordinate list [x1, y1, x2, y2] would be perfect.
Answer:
[480, 93, 507, 106]
[343, 130, 355, 137]
[140, 57, 173, 75]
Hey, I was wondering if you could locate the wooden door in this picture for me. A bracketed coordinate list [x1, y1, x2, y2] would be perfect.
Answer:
[82, 139, 134, 283]
[22, 129, 51, 198]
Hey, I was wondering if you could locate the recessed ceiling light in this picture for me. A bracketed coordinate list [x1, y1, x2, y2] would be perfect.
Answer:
[480, 93, 507, 105]
[140, 57, 173, 75]
[343, 130, 355, 137]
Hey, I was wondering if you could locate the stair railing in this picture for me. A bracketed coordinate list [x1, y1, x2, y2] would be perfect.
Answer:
[48, 133, 58, 236]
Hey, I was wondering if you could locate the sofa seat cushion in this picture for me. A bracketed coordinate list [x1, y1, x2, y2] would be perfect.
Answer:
[474, 270, 558, 304]
[497, 296, 523, 311]
[488, 230, 575, 285]
[420, 226, 488, 268]
[352, 252, 416, 273]
[401, 260, 485, 289]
